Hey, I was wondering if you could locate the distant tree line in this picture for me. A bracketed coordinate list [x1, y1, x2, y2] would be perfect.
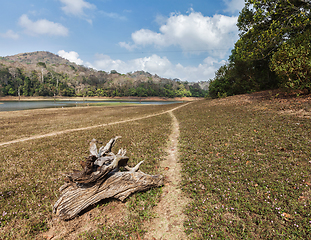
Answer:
[208, 0, 311, 98]
[0, 66, 207, 98]
[0, 67, 75, 97]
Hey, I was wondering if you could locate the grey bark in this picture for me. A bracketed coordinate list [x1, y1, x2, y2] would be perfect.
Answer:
[53, 136, 164, 220]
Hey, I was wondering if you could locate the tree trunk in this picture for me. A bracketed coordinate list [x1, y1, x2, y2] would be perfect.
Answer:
[53, 137, 164, 220]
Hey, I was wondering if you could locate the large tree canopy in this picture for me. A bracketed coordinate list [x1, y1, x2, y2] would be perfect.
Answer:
[270, 28, 311, 90]
[236, 0, 310, 61]
[209, 0, 311, 97]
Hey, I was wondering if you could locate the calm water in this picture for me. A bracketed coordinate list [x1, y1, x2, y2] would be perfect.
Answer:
[0, 100, 181, 112]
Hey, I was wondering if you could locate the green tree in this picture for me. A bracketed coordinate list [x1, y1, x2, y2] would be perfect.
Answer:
[210, 0, 311, 98]
[22, 77, 31, 96]
[236, 0, 311, 91]
[270, 28, 311, 92]
[175, 84, 192, 97]
[136, 86, 148, 97]
[110, 70, 120, 75]
[37, 62, 46, 68]
[8, 87, 15, 95]
[236, 0, 310, 61]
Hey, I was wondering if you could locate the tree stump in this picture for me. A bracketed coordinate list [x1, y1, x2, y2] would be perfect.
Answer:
[53, 136, 164, 220]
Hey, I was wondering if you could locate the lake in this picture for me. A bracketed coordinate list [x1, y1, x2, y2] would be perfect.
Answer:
[0, 100, 181, 112]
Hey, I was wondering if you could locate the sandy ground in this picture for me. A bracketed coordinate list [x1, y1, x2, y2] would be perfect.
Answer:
[42, 200, 126, 240]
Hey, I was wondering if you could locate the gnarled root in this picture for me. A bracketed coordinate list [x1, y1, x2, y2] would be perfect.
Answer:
[53, 136, 163, 220]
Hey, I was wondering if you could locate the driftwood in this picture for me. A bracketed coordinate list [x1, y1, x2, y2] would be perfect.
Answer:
[53, 136, 164, 220]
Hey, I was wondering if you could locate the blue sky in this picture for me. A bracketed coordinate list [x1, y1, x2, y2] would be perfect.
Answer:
[0, 0, 245, 82]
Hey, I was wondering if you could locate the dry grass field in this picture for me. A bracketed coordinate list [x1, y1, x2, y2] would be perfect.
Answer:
[175, 91, 311, 239]
[0, 91, 310, 239]
[0, 103, 178, 239]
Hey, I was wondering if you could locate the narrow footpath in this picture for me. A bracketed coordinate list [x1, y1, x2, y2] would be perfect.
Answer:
[0, 103, 191, 239]
[144, 111, 188, 240]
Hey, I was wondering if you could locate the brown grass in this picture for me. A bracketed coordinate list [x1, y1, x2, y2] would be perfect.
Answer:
[0, 103, 177, 239]
[0, 104, 180, 143]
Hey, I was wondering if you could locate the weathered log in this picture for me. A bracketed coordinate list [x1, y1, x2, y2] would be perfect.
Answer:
[53, 136, 164, 220]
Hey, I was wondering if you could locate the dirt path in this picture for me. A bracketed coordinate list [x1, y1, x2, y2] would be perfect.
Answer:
[0, 103, 191, 147]
[144, 111, 188, 240]
[1, 103, 191, 239]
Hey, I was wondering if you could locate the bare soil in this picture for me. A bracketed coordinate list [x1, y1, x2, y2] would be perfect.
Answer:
[144, 111, 189, 240]
[210, 89, 311, 118]
[40, 200, 126, 240]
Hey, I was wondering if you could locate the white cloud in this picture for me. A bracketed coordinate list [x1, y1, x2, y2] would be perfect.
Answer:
[133, 29, 167, 47]
[99, 11, 127, 21]
[19, 14, 68, 36]
[58, 50, 84, 65]
[0, 30, 19, 40]
[59, 0, 95, 16]
[223, 0, 245, 13]
[118, 42, 136, 51]
[119, 10, 238, 58]
[90, 54, 223, 81]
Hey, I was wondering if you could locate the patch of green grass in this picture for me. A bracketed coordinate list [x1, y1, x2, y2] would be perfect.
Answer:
[176, 99, 311, 239]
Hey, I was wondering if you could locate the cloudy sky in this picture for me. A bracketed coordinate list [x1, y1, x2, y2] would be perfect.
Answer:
[0, 0, 245, 82]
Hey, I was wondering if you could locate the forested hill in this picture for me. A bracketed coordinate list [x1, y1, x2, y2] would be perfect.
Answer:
[0, 51, 208, 98]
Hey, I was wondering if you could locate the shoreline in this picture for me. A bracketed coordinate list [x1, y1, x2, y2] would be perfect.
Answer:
[0, 96, 202, 102]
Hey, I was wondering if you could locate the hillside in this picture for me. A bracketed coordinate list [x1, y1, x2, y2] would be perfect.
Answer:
[0, 51, 208, 98]
[1, 51, 72, 65]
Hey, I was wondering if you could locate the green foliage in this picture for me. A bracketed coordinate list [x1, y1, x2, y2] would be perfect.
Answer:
[208, 52, 278, 98]
[236, 0, 310, 61]
[69, 65, 76, 71]
[22, 77, 31, 96]
[0, 57, 207, 98]
[110, 70, 120, 75]
[59, 82, 75, 96]
[210, 0, 311, 98]
[37, 62, 46, 68]
[8, 87, 16, 95]
[176, 84, 191, 97]
[0, 68, 206, 98]
[270, 29, 311, 91]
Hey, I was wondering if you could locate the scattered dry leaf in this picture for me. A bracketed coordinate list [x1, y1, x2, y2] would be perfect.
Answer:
[42, 235, 54, 240]
[281, 212, 293, 220]
[299, 196, 307, 201]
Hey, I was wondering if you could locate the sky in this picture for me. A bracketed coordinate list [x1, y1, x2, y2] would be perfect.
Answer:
[0, 0, 245, 82]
